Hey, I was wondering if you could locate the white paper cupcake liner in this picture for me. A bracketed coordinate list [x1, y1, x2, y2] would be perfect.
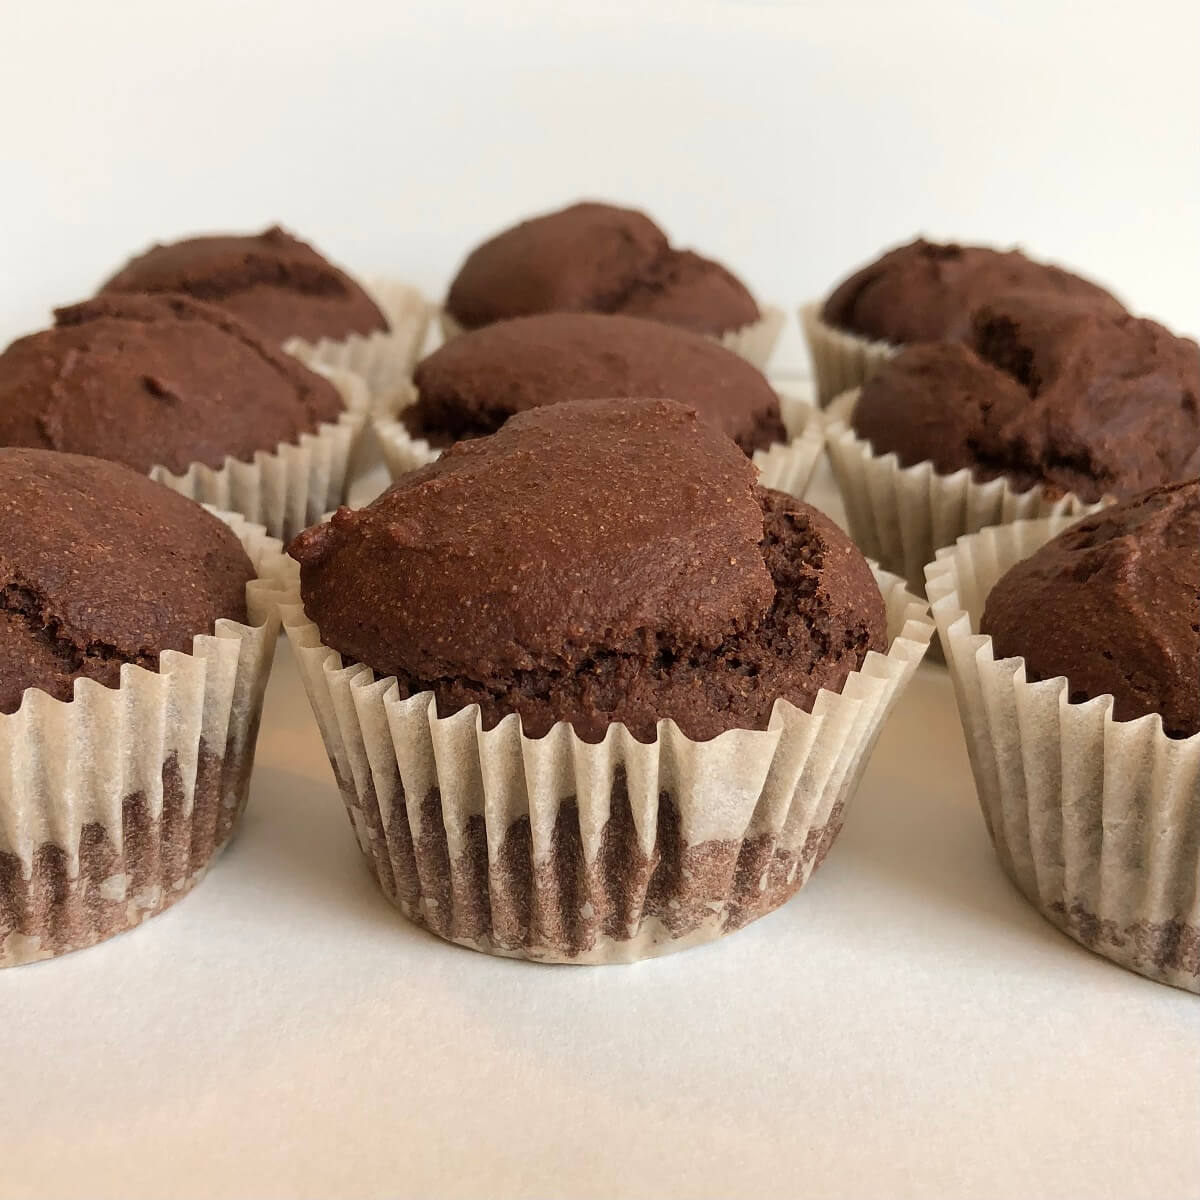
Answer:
[279, 560, 933, 964]
[376, 384, 826, 501]
[439, 306, 787, 371]
[285, 278, 432, 407]
[714, 305, 786, 369]
[150, 367, 369, 543]
[0, 512, 289, 967]
[825, 389, 1105, 598]
[752, 384, 825, 498]
[800, 303, 898, 408]
[926, 519, 1200, 992]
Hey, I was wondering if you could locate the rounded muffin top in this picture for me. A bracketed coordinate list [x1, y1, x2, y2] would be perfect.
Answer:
[99, 225, 388, 345]
[404, 312, 785, 453]
[981, 480, 1199, 739]
[291, 397, 886, 743]
[822, 237, 1121, 344]
[850, 295, 1200, 502]
[0, 294, 346, 475]
[445, 202, 760, 337]
[0, 447, 255, 715]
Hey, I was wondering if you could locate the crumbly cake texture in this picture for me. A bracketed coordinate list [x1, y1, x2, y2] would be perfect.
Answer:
[0, 447, 254, 714]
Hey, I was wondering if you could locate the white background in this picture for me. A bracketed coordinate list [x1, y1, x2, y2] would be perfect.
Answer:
[1, 5, 1198, 1199]
[3, 0, 1198, 372]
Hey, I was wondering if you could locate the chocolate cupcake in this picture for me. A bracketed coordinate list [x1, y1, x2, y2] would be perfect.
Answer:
[926, 482, 1200, 991]
[443, 202, 783, 368]
[826, 295, 1200, 594]
[802, 237, 1122, 405]
[0, 294, 368, 539]
[282, 398, 934, 962]
[376, 312, 823, 497]
[99, 225, 431, 398]
[982, 482, 1199, 737]
[0, 448, 287, 965]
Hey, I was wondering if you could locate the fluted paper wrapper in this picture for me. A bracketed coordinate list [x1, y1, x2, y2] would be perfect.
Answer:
[926, 520, 1200, 992]
[0, 513, 289, 967]
[800, 303, 899, 408]
[150, 368, 369, 543]
[286, 278, 432, 404]
[439, 306, 786, 371]
[280, 562, 932, 963]
[826, 389, 1105, 598]
[377, 384, 826, 499]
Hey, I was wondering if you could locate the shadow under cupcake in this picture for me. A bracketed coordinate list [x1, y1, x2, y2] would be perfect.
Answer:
[282, 397, 932, 963]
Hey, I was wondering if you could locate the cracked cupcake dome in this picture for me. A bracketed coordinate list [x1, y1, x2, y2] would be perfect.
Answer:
[445, 201, 760, 338]
[291, 396, 886, 743]
[850, 294, 1200, 502]
[0, 293, 345, 475]
[0, 447, 255, 715]
[403, 311, 786, 454]
[822, 236, 1122, 345]
[981, 480, 1200, 739]
[99, 224, 389, 345]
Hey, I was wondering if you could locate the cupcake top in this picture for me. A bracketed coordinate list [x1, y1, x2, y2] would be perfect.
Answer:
[850, 295, 1200, 502]
[99, 225, 388, 344]
[404, 312, 785, 453]
[291, 397, 886, 743]
[822, 237, 1121, 344]
[0, 448, 255, 715]
[0, 294, 346, 474]
[981, 480, 1200, 738]
[445, 202, 760, 337]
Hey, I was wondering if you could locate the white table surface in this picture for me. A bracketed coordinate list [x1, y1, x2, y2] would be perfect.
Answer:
[1, 430, 1196, 1200]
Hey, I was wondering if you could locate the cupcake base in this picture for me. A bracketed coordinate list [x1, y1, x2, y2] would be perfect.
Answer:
[927, 519, 1200, 992]
[350, 772, 848, 964]
[2, 745, 229, 964]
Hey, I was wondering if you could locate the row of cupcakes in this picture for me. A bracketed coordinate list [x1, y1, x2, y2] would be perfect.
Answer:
[12, 200, 1195, 563]
[0, 203, 800, 543]
[1, 205, 1196, 987]
[3, 417, 1195, 985]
